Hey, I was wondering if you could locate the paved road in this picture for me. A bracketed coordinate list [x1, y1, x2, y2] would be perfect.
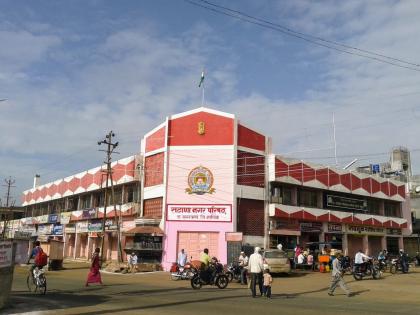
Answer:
[2, 262, 420, 315]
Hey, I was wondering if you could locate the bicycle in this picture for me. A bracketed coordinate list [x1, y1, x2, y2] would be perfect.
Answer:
[27, 266, 47, 295]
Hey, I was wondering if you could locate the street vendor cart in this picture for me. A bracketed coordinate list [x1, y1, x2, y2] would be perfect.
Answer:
[48, 239, 64, 270]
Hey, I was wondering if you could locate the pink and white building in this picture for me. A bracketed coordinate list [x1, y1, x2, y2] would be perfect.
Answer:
[18, 107, 411, 268]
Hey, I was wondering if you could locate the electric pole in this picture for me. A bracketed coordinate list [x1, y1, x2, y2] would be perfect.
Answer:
[97, 131, 122, 265]
[1, 177, 16, 239]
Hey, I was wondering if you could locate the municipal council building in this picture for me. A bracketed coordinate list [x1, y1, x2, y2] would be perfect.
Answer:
[13, 108, 411, 270]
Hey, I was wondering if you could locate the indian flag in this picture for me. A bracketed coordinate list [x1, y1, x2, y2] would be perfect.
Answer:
[198, 70, 205, 87]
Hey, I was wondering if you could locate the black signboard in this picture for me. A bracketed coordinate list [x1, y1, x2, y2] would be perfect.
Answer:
[326, 194, 367, 212]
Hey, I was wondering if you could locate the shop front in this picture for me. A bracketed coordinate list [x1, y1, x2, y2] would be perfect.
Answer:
[299, 222, 322, 249]
[64, 224, 76, 258]
[75, 221, 89, 259]
[269, 219, 300, 250]
[346, 225, 386, 257]
[324, 223, 344, 251]
[123, 226, 164, 263]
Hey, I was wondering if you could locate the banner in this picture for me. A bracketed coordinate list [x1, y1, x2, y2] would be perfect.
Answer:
[38, 224, 53, 235]
[60, 212, 72, 224]
[88, 220, 103, 232]
[64, 224, 76, 233]
[166, 204, 232, 222]
[48, 214, 59, 224]
[76, 221, 88, 233]
[0, 241, 13, 268]
[52, 225, 63, 235]
[82, 209, 97, 220]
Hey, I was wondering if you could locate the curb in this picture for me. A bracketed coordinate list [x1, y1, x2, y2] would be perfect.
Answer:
[100, 270, 166, 275]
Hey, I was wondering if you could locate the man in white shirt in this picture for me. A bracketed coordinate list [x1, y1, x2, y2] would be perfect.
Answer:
[354, 249, 370, 265]
[248, 247, 264, 298]
[354, 249, 370, 273]
[177, 249, 187, 267]
[238, 251, 249, 285]
[297, 253, 305, 264]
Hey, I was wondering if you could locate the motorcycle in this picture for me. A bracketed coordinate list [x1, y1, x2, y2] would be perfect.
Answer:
[353, 258, 381, 280]
[340, 256, 352, 274]
[191, 260, 229, 289]
[378, 259, 389, 272]
[170, 262, 197, 280]
[225, 262, 244, 283]
[390, 258, 409, 274]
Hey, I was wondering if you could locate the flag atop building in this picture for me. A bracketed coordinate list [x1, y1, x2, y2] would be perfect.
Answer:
[198, 70, 205, 87]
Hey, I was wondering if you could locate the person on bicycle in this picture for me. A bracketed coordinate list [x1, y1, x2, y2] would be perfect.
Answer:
[27, 241, 43, 272]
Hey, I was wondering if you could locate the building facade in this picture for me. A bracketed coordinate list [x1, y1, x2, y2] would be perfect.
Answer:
[12, 107, 412, 269]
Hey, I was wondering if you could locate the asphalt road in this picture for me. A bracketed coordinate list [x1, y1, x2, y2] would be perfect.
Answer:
[2, 262, 420, 315]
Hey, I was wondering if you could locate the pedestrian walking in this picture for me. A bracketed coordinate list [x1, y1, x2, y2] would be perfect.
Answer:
[248, 246, 264, 298]
[86, 248, 103, 286]
[128, 252, 138, 273]
[263, 268, 273, 298]
[328, 252, 352, 297]
[178, 249, 187, 267]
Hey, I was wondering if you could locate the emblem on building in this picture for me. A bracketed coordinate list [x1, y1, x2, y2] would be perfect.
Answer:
[185, 166, 215, 195]
[198, 121, 205, 135]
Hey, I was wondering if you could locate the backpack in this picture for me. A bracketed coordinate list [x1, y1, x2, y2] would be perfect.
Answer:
[35, 248, 48, 267]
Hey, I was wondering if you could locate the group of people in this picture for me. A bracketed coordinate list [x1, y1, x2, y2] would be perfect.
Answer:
[294, 245, 315, 268]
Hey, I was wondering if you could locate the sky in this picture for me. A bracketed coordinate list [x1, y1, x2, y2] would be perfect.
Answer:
[1, 0, 420, 204]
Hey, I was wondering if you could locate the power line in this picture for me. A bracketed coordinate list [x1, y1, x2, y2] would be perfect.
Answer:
[185, 0, 420, 72]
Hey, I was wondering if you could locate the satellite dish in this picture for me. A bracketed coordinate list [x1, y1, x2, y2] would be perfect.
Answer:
[415, 186, 420, 193]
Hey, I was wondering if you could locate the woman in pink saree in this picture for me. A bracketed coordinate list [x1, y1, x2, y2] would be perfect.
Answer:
[86, 247, 103, 286]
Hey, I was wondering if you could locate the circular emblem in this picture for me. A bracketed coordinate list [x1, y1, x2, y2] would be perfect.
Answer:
[185, 166, 215, 195]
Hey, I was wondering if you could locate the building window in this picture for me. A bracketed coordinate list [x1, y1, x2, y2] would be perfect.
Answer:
[126, 184, 139, 203]
[80, 195, 91, 209]
[368, 199, 381, 215]
[298, 189, 317, 207]
[384, 201, 401, 217]
[270, 185, 293, 205]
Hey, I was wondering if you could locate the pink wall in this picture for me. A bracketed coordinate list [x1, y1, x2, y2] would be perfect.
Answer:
[162, 147, 235, 270]
[162, 221, 233, 270]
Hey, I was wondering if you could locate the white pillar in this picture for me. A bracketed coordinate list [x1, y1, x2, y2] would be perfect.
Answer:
[363, 235, 369, 255]
[342, 233, 348, 256]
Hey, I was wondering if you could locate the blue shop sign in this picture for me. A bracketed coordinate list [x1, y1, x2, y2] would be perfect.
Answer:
[88, 220, 103, 232]
[48, 214, 59, 224]
[52, 224, 63, 235]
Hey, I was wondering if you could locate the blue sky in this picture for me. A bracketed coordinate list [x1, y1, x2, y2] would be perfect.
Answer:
[1, 0, 420, 202]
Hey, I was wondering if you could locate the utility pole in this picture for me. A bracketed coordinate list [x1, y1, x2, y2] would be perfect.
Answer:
[1, 177, 16, 239]
[97, 131, 120, 265]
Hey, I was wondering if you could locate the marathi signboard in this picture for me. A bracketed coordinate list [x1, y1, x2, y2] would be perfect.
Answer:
[13, 231, 32, 240]
[52, 225, 63, 235]
[270, 219, 300, 230]
[88, 220, 103, 232]
[38, 224, 53, 235]
[35, 215, 49, 224]
[326, 194, 368, 212]
[60, 212, 72, 224]
[48, 214, 59, 224]
[387, 228, 402, 235]
[328, 223, 343, 233]
[82, 209, 97, 220]
[105, 219, 118, 231]
[64, 224, 76, 233]
[347, 225, 385, 235]
[0, 241, 13, 268]
[166, 204, 232, 222]
[76, 221, 88, 233]
[300, 222, 323, 232]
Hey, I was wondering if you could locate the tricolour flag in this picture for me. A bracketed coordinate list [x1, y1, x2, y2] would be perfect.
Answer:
[198, 70, 205, 87]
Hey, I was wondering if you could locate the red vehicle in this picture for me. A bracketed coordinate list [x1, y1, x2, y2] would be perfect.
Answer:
[170, 261, 197, 280]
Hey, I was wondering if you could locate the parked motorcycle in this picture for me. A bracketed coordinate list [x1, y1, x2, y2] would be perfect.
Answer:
[390, 258, 409, 274]
[225, 262, 243, 283]
[170, 262, 197, 280]
[191, 260, 229, 289]
[353, 258, 381, 280]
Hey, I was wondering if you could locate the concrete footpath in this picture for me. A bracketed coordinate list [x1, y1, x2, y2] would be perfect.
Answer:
[2, 262, 420, 315]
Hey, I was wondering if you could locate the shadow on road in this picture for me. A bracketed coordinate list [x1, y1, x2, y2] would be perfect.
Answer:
[3, 292, 109, 315]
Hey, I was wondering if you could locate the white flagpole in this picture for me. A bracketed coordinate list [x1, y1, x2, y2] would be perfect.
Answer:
[202, 83, 205, 106]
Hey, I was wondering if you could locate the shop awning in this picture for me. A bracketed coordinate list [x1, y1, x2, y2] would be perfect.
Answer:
[123, 226, 164, 236]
